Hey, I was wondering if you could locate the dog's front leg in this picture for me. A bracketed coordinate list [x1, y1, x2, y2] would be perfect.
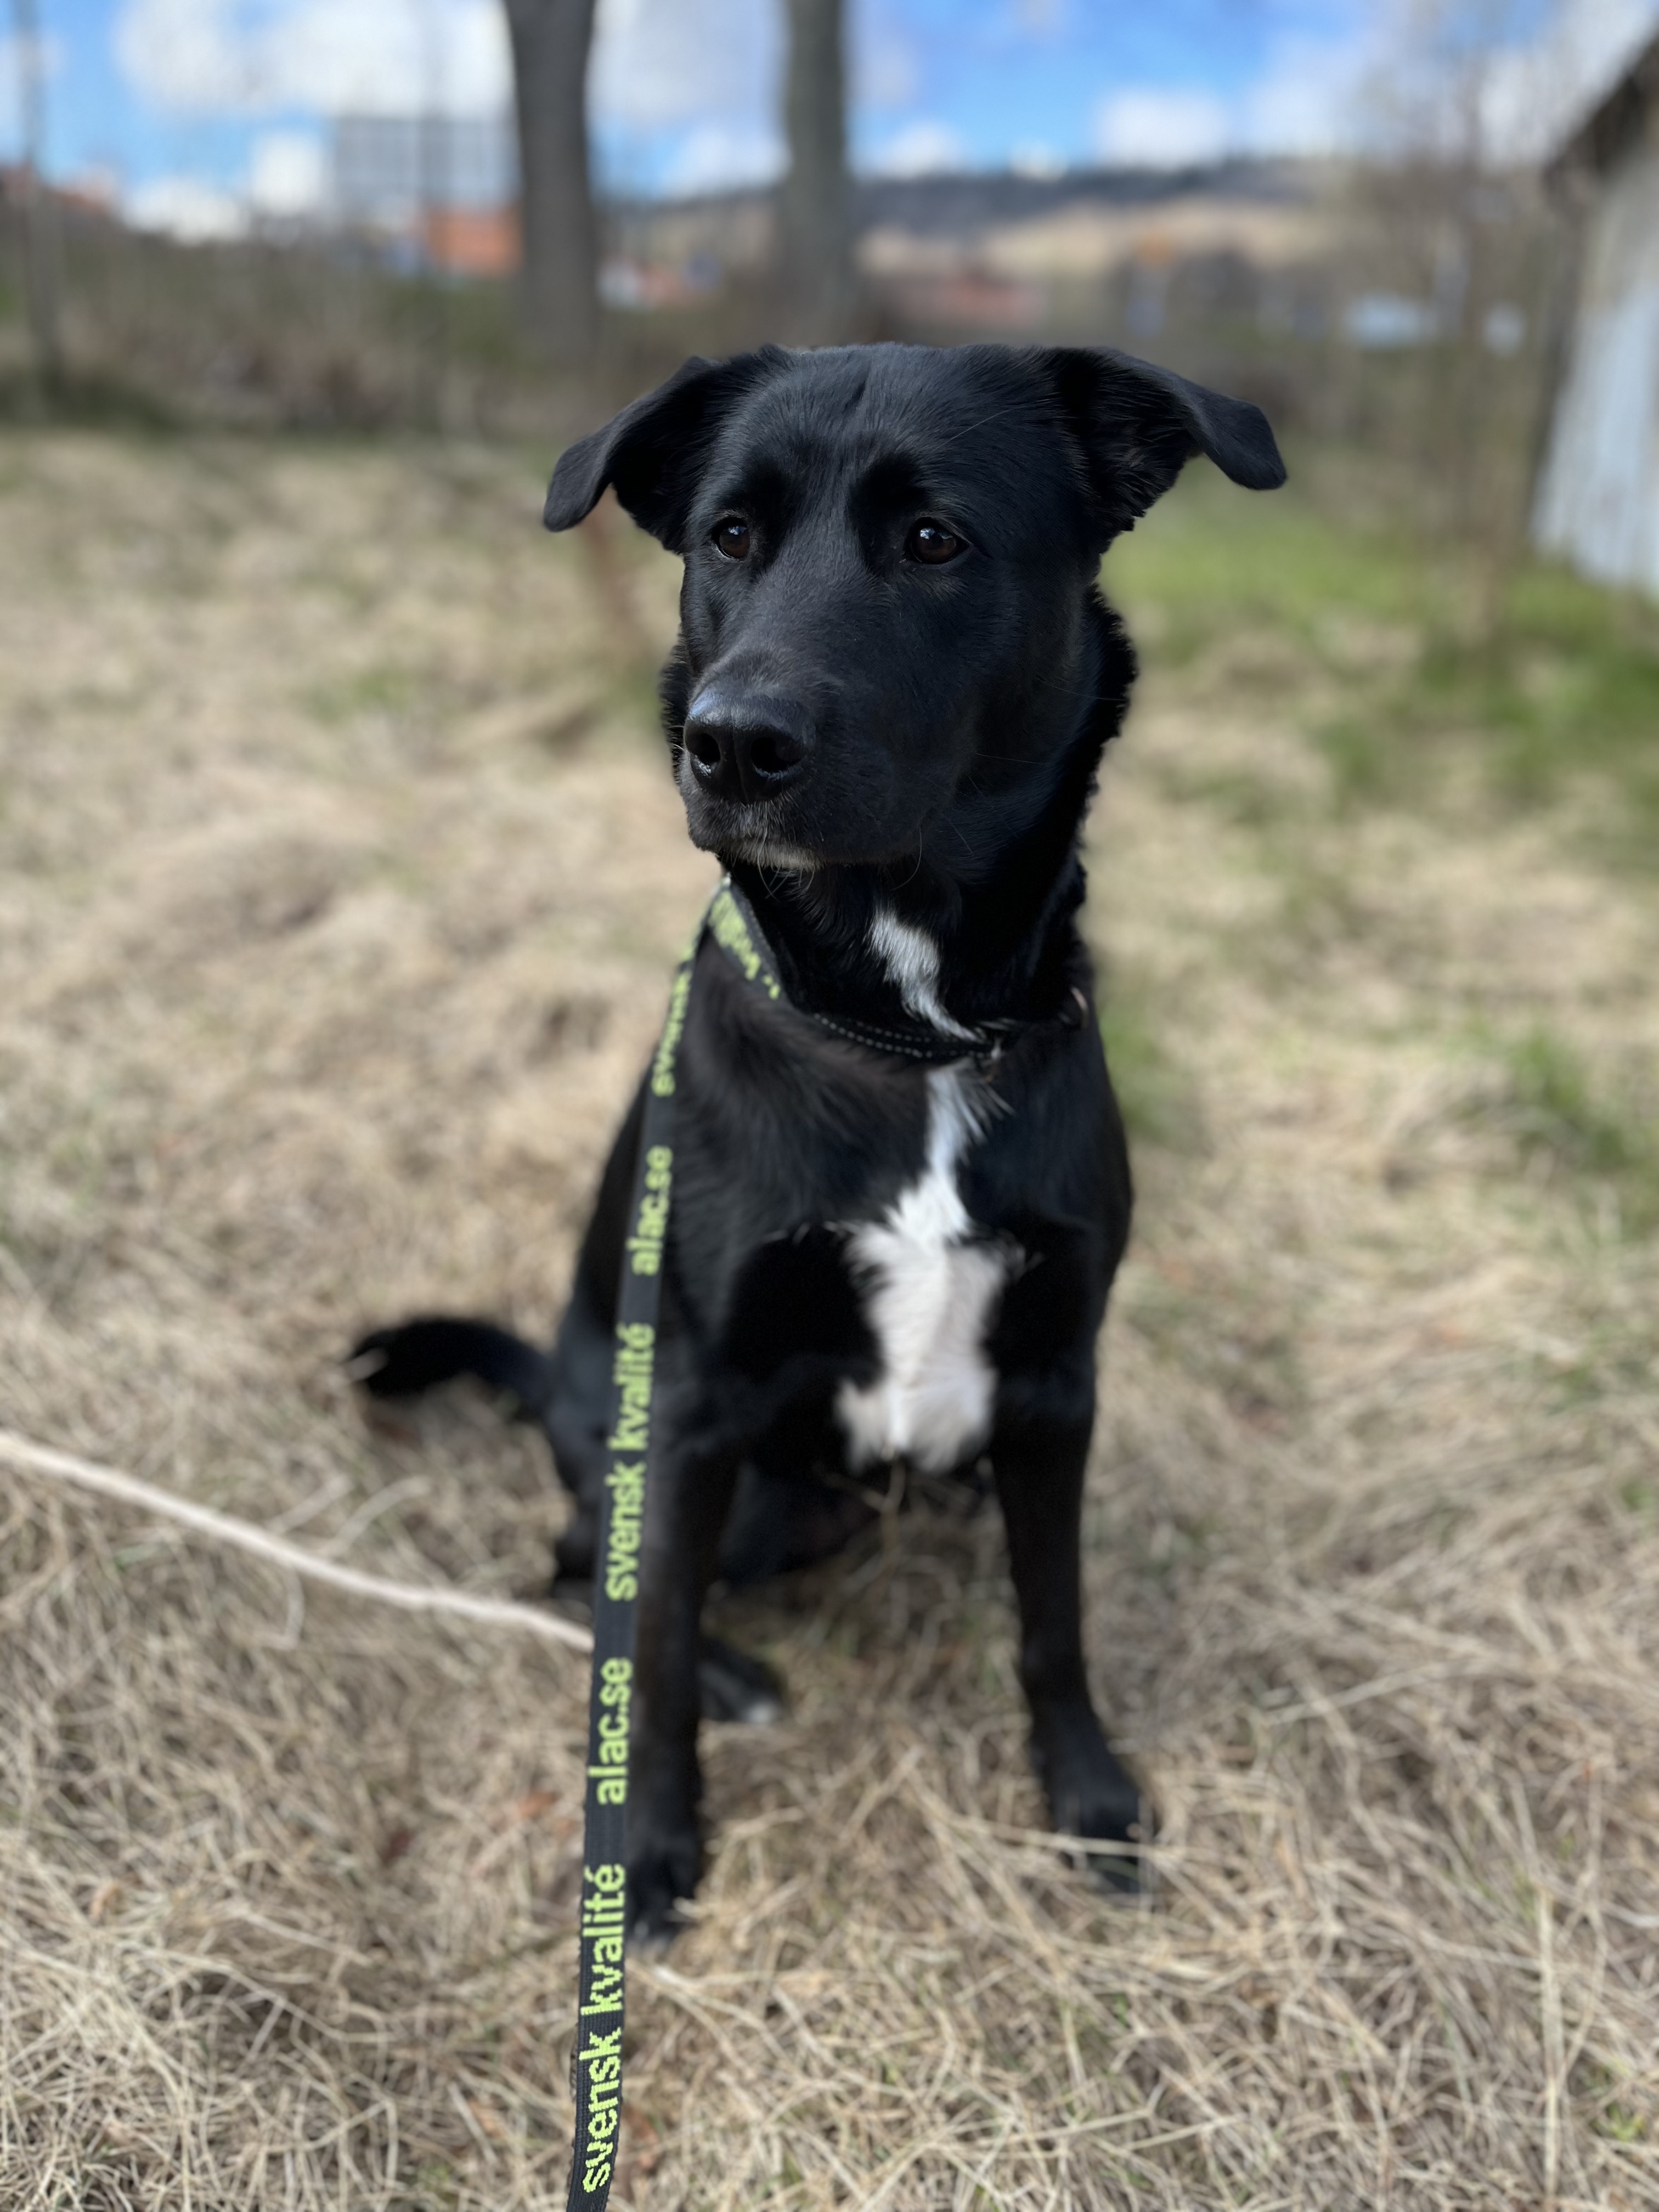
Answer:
[626, 1432, 738, 1942]
[992, 1402, 1148, 1890]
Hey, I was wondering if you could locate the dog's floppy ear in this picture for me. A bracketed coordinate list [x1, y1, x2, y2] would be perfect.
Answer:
[544, 346, 791, 551]
[1032, 346, 1285, 541]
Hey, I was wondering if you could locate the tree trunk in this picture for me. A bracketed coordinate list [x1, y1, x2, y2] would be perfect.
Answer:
[504, 0, 599, 367]
[780, 0, 854, 342]
[11, 0, 63, 389]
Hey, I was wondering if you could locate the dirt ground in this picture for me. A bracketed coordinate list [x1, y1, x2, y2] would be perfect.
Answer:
[1, 431, 1655, 2211]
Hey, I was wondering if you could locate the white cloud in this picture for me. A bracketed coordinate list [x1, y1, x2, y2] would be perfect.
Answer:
[248, 128, 327, 216]
[1084, 3, 1649, 173]
[1092, 88, 1230, 169]
[662, 120, 784, 194]
[1082, 3, 1659, 177]
[855, 4, 917, 110]
[870, 117, 968, 178]
[1476, 0, 1659, 162]
[589, 0, 778, 132]
[1010, 141, 1064, 179]
[1341, 0, 1659, 165]
[1239, 34, 1371, 157]
[115, 0, 251, 111]
[1087, 21, 1378, 168]
[126, 172, 249, 240]
[115, 0, 510, 119]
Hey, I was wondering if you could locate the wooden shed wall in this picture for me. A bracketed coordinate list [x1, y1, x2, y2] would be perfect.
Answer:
[1533, 115, 1659, 595]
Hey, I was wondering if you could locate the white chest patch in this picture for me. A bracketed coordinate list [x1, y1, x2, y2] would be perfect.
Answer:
[865, 906, 977, 1040]
[836, 1064, 1012, 1475]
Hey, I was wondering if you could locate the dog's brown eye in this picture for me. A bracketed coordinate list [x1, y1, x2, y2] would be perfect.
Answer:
[712, 516, 751, 560]
[907, 520, 963, 566]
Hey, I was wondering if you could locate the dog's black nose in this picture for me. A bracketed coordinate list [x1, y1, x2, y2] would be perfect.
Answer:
[682, 691, 811, 805]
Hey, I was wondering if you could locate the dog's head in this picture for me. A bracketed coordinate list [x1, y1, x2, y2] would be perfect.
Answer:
[546, 342, 1283, 873]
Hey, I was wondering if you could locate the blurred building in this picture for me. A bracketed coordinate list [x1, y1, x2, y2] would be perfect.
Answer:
[1533, 31, 1659, 595]
[331, 114, 518, 276]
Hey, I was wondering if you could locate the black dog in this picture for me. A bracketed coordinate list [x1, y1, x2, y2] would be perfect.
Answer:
[354, 341, 1283, 1936]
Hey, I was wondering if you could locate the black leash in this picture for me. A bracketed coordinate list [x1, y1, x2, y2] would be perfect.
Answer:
[565, 874, 1060, 2207]
[562, 885, 761, 2209]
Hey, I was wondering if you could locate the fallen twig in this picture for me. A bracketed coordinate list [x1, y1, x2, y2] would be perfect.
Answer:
[0, 1429, 592, 1653]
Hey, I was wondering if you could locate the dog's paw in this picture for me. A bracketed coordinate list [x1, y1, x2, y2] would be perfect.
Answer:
[698, 1635, 786, 1725]
[626, 1820, 702, 1950]
[342, 1325, 405, 1392]
[1032, 1707, 1152, 1897]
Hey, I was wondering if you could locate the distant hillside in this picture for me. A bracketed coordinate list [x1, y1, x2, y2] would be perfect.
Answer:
[611, 157, 1324, 243]
[855, 158, 1322, 236]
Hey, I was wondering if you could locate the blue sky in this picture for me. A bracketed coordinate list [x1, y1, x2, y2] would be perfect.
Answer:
[2, 0, 1654, 235]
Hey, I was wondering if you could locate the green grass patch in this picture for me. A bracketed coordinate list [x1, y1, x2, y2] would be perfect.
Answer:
[1482, 1024, 1659, 1234]
[1503, 1028, 1645, 1180]
[304, 662, 422, 724]
[1121, 1261, 1307, 1426]
[1109, 456, 1659, 855]
[1108, 463, 1434, 654]
[1098, 984, 1203, 1154]
[1403, 566, 1659, 833]
[0, 363, 181, 430]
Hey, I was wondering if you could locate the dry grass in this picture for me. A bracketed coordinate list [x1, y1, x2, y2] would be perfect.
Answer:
[1, 430, 1655, 2211]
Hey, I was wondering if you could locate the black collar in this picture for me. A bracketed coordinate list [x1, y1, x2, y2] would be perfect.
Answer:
[704, 877, 1085, 1066]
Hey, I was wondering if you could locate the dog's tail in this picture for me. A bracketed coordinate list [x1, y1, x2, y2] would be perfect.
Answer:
[346, 1316, 556, 1421]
